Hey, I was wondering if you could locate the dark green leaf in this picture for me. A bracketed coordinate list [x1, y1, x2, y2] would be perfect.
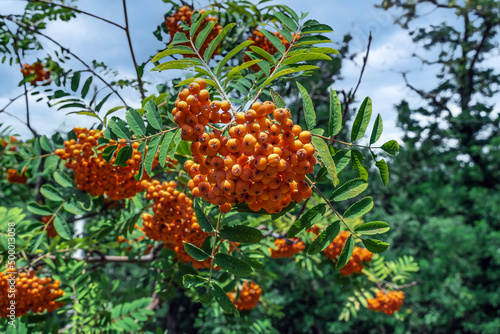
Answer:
[249, 46, 275, 64]
[71, 71, 80, 92]
[329, 89, 342, 137]
[215, 40, 254, 76]
[63, 202, 85, 215]
[95, 93, 113, 112]
[262, 65, 319, 88]
[158, 131, 175, 167]
[312, 136, 337, 185]
[370, 114, 383, 145]
[380, 140, 399, 156]
[212, 283, 239, 315]
[275, 11, 298, 31]
[183, 274, 207, 288]
[351, 149, 368, 180]
[296, 35, 332, 46]
[31, 232, 45, 253]
[108, 117, 130, 139]
[193, 200, 213, 232]
[225, 60, 263, 85]
[301, 24, 334, 34]
[27, 203, 52, 216]
[153, 59, 200, 71]
[351, 97, 372, 142]
[354, 222, 390, 235]
[168, 129, 182, 159]
[257, 29, 286, 54]
[334, 149, 351, 173]
[336, 235, 354, 269]
[204, 23, 235, 61]
[376, 159, 389, 185]
[125, 108, 146, 137]
[145, 135, 161, 176]
[134, 142, 146, 181]
[279, 5, 299, 22]
[195, 21, 217, 50]
[270, 89, 286, 108]
[53, 171, 73, 188]
[40, 185, 63, 202]
[287, 203, 326, 238]
[81, 76, 92, 99]
[145, 100, 162, 130]
[53, 215, 71, 240]
[296, 82, 316, 130]
[40, 135, 53, 152]
[214, 253, 253, 277]
[363, 239, 389, 253]
[170, 31, 189, 45]
[102, 145, 118, 163]
[343, 197, 373, 219]
[308, 220, 340, 254]
[114, 145, 133, 167]
[197, 290, 214, 304]
[219, 225, 264, 244]
[330, 178, 369, 201]
[190, 9, 216, 37]
[152, 48, 196, 62]
[283, 53, 331, 66]
[183, 242, 210, 261]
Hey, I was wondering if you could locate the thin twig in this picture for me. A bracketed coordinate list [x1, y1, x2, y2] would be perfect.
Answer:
[335, 32, 372, 141]
[207, 211, 222, 288]
[305, 176, 362, 240]
[122, 0, 146, 100]
[2, 16, 128, 106]
[27, 0, 125, 30]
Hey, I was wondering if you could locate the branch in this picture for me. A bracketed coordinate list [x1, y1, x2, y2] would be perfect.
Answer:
[39, 244, 165, 264]
[3, 16, 129, 107]
[335, 32, 372, 140]
[27, 0, 125, 30]
[402, 72, 451, 113]
[122, 0, 146, 100]
[8, 25, 38, 137]
[384, 280, 418, 290]
[468, 21, 493, 90]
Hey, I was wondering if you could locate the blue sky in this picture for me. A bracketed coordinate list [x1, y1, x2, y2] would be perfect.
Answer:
[1, 0, 496, 145]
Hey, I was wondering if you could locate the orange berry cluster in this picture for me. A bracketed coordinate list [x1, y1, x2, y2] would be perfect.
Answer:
[54, 127, 152, 200]
[0, 270, 64, 317]
[270, 238, 305, 258]
[244, 29, 291, 72]
[117, 226, 154, 255]
[6, 168, 27, 184]
[322, 231, 373, 276]
[41, 216, 58, 238]
[20, 62, 50, 85]
[174, 78, 315, 214]
[367, 290, 405, 315]
[140, 179, 210, 269]
[227, 281, 262, 311]
[165, 6, 222, 58]
[1, 136, 18, 151]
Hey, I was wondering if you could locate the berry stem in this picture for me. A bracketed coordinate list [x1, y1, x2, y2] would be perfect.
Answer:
[305, 176, 362, 240]
[207, 210, 222, 288]
[127, 127, 179, 143]
[188, 36, 237, 115]
[248, 30, 300, 107]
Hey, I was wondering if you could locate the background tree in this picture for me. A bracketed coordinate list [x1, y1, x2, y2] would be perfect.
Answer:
[369, 0, 500, 333]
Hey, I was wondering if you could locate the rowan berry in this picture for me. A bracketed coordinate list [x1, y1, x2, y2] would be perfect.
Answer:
[367, 290, 405, 315]
[227, 281, 262, 310]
